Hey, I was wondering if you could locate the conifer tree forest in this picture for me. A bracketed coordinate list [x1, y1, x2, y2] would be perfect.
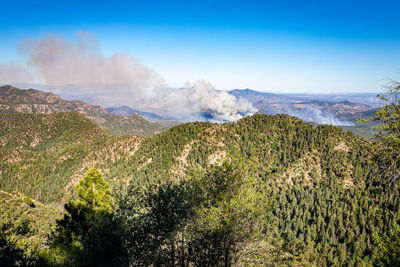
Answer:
[0, 85, 400, 266]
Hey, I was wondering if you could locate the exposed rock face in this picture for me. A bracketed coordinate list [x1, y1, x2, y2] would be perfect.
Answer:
[0, 85, 111, 119]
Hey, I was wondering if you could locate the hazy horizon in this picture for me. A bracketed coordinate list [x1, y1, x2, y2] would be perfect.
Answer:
[1, 0, 399, 95]
[1, 82, 382, 95]
[0, 0, 395, 121]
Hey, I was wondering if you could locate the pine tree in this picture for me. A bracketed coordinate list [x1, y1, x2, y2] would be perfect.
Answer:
[49, 167, 124, 266]
[72, 167, 113, 214]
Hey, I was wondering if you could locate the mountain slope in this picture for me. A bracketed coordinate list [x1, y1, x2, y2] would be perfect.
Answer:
[106, 105, 172, 122]
[0, 112, 143, 204]
[0, 112, 397, 265]
[0, 190, 61, 255]
[0, 85, 174, 136]
[229, 88, 296, 103]
[0, 112, 371, 204]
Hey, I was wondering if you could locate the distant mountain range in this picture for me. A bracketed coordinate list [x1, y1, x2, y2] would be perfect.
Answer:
[1, 84, 380, 128]
[0, 85, 176, 136]
[228, 88, 377, 125]
[105, 105, 173, 122]
[229, 89, 383, 107]
[283, 92, 384, 108]
[230, 88, 374, 113]
[229, 88, 295, 104]
[105, 88, 378, 123]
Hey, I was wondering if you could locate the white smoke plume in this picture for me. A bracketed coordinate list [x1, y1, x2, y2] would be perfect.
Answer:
[0, 32, 255, 122]
[283, 106, 354, 126]
[159, 80, 256, 121]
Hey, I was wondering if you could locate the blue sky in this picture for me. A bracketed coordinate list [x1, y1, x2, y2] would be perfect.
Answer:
[1, 0, 399, 93]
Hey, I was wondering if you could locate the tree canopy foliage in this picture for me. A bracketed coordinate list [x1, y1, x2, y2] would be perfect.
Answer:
[73, 167, 113, 214]
[47, 167, 123, 266]
[0, 100, 399, 265]
[362, 81, 400, 183]
[360, 81, 400, 265]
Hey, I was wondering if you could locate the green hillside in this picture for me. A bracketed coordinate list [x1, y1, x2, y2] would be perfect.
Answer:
[0, 112, 398, 265]
[0, 112, 371, 204]
[0, 112, 143, 204]
[0, 190, 61, 256]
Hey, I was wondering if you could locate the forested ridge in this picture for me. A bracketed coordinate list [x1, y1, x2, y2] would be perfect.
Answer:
[0, 102, 399, 265]
[0, 85, 174, 136]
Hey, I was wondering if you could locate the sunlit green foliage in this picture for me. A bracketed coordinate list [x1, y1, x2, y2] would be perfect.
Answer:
[361, 82, 400, 182]
[0, 191, 60, 258]
[373, 225, 400, 266]
[187, 161, 268, 266]
[357, 82, 400, 265]
[0, 112, 114, 204]
[72, 167, 113, 214]
[49, 167, 124, 266]
[118, 160, 268, 266]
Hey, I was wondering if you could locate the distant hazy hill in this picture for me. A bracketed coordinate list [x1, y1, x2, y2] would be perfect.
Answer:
[0, 85, 173, 136]
[290, 99, 372, 117]
[0, 85, 111, 122]
[229, 88, 372, 116]
[228, 88, 377, 131]
[229, 88, 297, 104]
[285, 92, 384, 108]
[106, 105, 172, 122]
[0, 85, 175, 136]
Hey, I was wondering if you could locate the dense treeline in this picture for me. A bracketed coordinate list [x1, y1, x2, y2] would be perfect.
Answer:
[0, 95, 399, 265]
[0, 112, 372, 204]
[0, 112, 115, 203]
[27, 162, 267, 266]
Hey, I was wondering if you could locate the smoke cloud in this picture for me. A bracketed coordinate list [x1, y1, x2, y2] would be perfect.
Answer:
[0, 63, 34, 84]
[254, 102, 355, 126]
[283, 106, 354, 126]
[159, 80, 256, 121]
[0, 32, 255, 122]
